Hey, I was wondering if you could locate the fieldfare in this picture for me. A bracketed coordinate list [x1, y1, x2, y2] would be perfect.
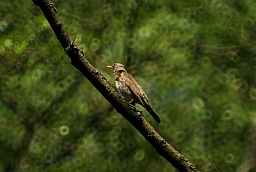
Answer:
[107, 63, 161, 123]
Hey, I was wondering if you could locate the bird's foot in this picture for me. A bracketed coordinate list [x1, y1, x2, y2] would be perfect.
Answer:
[129, 104, 142, 115]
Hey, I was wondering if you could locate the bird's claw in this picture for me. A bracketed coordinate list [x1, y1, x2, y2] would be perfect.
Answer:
[129, 104, 142, 115]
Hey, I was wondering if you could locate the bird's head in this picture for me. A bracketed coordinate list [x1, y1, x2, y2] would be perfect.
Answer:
[106, 63, 126, 74]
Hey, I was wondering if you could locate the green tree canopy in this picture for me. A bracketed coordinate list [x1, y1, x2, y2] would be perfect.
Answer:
[1, 0, 256, 171]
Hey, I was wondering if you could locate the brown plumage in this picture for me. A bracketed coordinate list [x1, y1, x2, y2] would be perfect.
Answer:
[107, 63, 161, 124]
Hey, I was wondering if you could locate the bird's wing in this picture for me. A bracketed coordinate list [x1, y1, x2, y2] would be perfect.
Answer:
[122, 72, 149, 107]
[122, 72, 161, 123]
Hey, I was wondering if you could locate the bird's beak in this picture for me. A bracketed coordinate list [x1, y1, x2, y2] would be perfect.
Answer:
[106, 65, 113, 69]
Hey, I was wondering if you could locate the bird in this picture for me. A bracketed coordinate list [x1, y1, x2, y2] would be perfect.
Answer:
[107, 63, 161, 123]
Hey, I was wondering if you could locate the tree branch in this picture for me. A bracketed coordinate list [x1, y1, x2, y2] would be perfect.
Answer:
[32, 0, 198, 171]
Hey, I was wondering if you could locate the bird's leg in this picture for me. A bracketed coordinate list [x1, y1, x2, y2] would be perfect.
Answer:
[128, 99, 137, 109]
[128, 98, 135, 105]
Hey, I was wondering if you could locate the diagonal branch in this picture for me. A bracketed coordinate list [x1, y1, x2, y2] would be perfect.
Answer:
[32, 0, 198, 171]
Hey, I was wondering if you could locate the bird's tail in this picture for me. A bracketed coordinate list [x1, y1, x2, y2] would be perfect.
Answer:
[145, 104, 161, 124]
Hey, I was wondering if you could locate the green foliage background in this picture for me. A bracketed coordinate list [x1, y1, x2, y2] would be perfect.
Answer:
[1, 0, 256, 171]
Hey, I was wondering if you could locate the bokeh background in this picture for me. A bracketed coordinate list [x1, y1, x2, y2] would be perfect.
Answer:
[1, 0, 256, 171]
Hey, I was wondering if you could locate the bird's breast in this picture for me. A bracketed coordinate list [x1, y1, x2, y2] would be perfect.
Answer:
[115, 77, 134, 102]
